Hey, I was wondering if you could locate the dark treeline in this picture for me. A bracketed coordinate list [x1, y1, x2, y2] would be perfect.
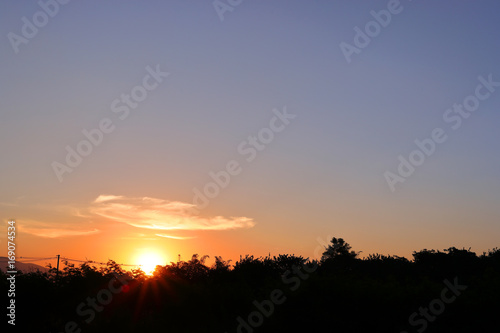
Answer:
[3, 237, 499, 332]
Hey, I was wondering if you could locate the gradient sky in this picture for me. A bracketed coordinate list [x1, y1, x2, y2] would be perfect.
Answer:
[1, 0, 500, 269]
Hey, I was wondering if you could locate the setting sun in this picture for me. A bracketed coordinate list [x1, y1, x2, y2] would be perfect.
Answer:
[136, 251, 166, 275]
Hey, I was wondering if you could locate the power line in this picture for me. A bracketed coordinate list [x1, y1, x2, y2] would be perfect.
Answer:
[17, 256, 59, 260]
[61, 257, 139, 267]
[19, 255, 140, 267]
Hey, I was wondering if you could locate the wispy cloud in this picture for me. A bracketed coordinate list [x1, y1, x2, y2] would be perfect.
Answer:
[94, 195, 124, 203]
[19, 221, 100, 238]
[90, 195, 255, 233]
[155, 234, 196, 240]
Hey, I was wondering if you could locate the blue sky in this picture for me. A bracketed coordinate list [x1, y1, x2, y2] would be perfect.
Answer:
[1, 0, 500, 264]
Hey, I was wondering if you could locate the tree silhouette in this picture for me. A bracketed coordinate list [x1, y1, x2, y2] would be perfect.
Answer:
[321, 237, 359, 261]
[6, 238, 500, 332]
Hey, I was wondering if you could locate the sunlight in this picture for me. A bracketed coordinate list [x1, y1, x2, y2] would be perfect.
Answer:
[136, 251, 165, 275]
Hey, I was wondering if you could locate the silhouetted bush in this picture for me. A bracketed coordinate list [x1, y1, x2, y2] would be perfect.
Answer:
[6, 239, 499, 332]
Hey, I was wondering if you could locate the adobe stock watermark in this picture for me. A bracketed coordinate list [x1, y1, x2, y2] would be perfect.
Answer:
[55, 272, 131, 333]
[227, 235, 329, 333]
[6, 220, 17, 326]
[213, 0, 243, 22]
[384, 74, 499, 192]
[400, 277, 467, 333]
[7, 0, 71, 54]
[339, 0, 411, 64]
[192, 106, 296, 209]
[51, 64, 169, 182]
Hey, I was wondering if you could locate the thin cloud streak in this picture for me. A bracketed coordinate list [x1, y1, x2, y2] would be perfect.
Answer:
[19, 222, 100, 238]
[90, 195, 256, 232]
[155, 234, 196, 240]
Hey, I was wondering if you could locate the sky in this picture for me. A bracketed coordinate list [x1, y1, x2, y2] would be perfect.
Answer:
[1, 0, 500, 270]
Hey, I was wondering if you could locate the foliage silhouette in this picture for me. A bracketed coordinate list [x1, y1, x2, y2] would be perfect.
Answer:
[321, 237, 359, 261]
[3, 238, 499, 332]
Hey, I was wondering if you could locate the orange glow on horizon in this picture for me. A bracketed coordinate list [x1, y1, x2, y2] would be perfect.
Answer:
[134, 250, 168, 275]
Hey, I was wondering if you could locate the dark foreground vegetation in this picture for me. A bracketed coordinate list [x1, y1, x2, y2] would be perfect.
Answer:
[2, 238, 499, 332]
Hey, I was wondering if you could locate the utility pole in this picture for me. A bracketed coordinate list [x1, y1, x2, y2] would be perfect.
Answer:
[56, 254, 60, 278]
